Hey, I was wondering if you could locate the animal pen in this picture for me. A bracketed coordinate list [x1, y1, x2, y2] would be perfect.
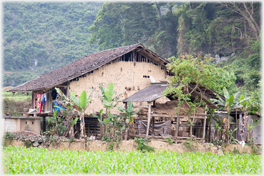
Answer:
[123, 83, 209, 143]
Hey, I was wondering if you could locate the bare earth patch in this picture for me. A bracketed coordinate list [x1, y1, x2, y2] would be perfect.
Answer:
[4, 131, 260, 155]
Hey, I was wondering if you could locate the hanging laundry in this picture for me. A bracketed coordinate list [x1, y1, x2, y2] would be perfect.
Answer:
[35, 94, 41, 110]
[39, 99, 43, 113]
[42, 93, 47, 105]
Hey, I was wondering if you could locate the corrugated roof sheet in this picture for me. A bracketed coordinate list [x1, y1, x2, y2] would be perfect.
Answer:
[123, 83, 172, 102]
[123, 83, 220, 109]
[8, 43, 168, 92]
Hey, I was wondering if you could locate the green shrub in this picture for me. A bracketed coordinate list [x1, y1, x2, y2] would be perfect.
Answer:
[4, 131, 16, 139]
[134, 137, 154, 152]
[167, 137, 173, 145]
[183, 140, 197, 152]
[108, 142, 114, 151]
[102, 135, 110, 142]
[70, 137, 74, 143]
[24, 141, 32, 148]
[233, 147, 240, 154]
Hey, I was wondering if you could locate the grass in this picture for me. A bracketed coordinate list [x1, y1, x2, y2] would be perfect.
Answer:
[3, 91, 31, 101]
[2, 146, 262, 174]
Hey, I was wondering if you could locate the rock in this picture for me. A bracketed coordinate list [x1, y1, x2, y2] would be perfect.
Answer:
[38, 143, 45, 148]
[60, 136, 70, 142]
[33, 141, 39, 147]
[89, 136, 96, 140]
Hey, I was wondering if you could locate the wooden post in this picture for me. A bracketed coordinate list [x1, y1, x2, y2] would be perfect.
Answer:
[152, 116, 154, 136]
[175, 115, 179, 143]
[146, 102, 152, 138]
[124, 102, 128, 109]
[133, 50, 136, 66]
[32, 92, 35, 109]
[164, 66, 167, 79]
[88, 125, 90, 137]
[235, 109, 238, 140]
[43, 116, 46, 132]
[202, 116, 207, 142]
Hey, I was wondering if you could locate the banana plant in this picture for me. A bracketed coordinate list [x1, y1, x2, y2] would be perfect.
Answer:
[248, 118, 260, 144]
[117, 100, 141, 140]
[210, 87, 248, 143]
[91, 83, 124, 141]
[55, 87, 92, 139]
[237, 93, 255, 143]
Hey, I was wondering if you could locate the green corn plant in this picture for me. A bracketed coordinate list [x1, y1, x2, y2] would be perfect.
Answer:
[2, 146, 262, 174]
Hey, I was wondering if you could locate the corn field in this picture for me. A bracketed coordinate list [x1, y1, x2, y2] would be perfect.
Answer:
[2, 146, 261, 174]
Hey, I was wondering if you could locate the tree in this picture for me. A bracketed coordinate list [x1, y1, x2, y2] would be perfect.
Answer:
[88, 3, 123, 50]
[164, 54, 236, 140]
[220, 2, 260, 41]
[89, 2, 158, 50]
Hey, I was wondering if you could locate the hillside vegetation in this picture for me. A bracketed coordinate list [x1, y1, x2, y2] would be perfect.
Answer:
[3, 2, 103, 87]
[3, 2, 260, 94]
[89, 2, 260, 93]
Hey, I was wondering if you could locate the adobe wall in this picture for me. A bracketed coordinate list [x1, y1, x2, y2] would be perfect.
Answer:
[69, 60, 169, 115]
[4, 117, 41, 135]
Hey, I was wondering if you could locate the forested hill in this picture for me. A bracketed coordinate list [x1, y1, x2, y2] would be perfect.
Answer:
[3, 2, 103, 87]
[88, 2, 260, 92]
[3, 2, 260, 94]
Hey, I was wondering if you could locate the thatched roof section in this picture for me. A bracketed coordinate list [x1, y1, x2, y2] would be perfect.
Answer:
[8, 43, 168, 92]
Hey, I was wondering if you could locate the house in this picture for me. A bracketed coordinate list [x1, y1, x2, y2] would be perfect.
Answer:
[7, 43, 171, 138]
[8, 43, 170, 113]
[9, 43, 257, 143]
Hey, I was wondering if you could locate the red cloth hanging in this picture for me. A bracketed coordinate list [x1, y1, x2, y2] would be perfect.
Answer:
[39, 94, 43, 113]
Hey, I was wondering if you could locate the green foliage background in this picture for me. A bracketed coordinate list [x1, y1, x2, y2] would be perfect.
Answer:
[3, 2, 261, 95]
[3, 2, 103, 86]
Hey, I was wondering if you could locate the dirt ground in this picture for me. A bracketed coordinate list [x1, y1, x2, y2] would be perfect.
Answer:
[6, 137, 260, 155]
[4, 129, 261, 154]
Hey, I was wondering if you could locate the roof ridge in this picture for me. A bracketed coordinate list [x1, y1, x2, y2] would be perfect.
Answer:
[8, 43, 166, 92]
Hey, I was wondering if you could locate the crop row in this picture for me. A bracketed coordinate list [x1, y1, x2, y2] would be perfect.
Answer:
[2, 146, 262, 174]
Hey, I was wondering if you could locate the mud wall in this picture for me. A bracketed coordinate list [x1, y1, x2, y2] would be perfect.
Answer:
[69, 60, 169, 114]
[4, 117, 41, 135]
